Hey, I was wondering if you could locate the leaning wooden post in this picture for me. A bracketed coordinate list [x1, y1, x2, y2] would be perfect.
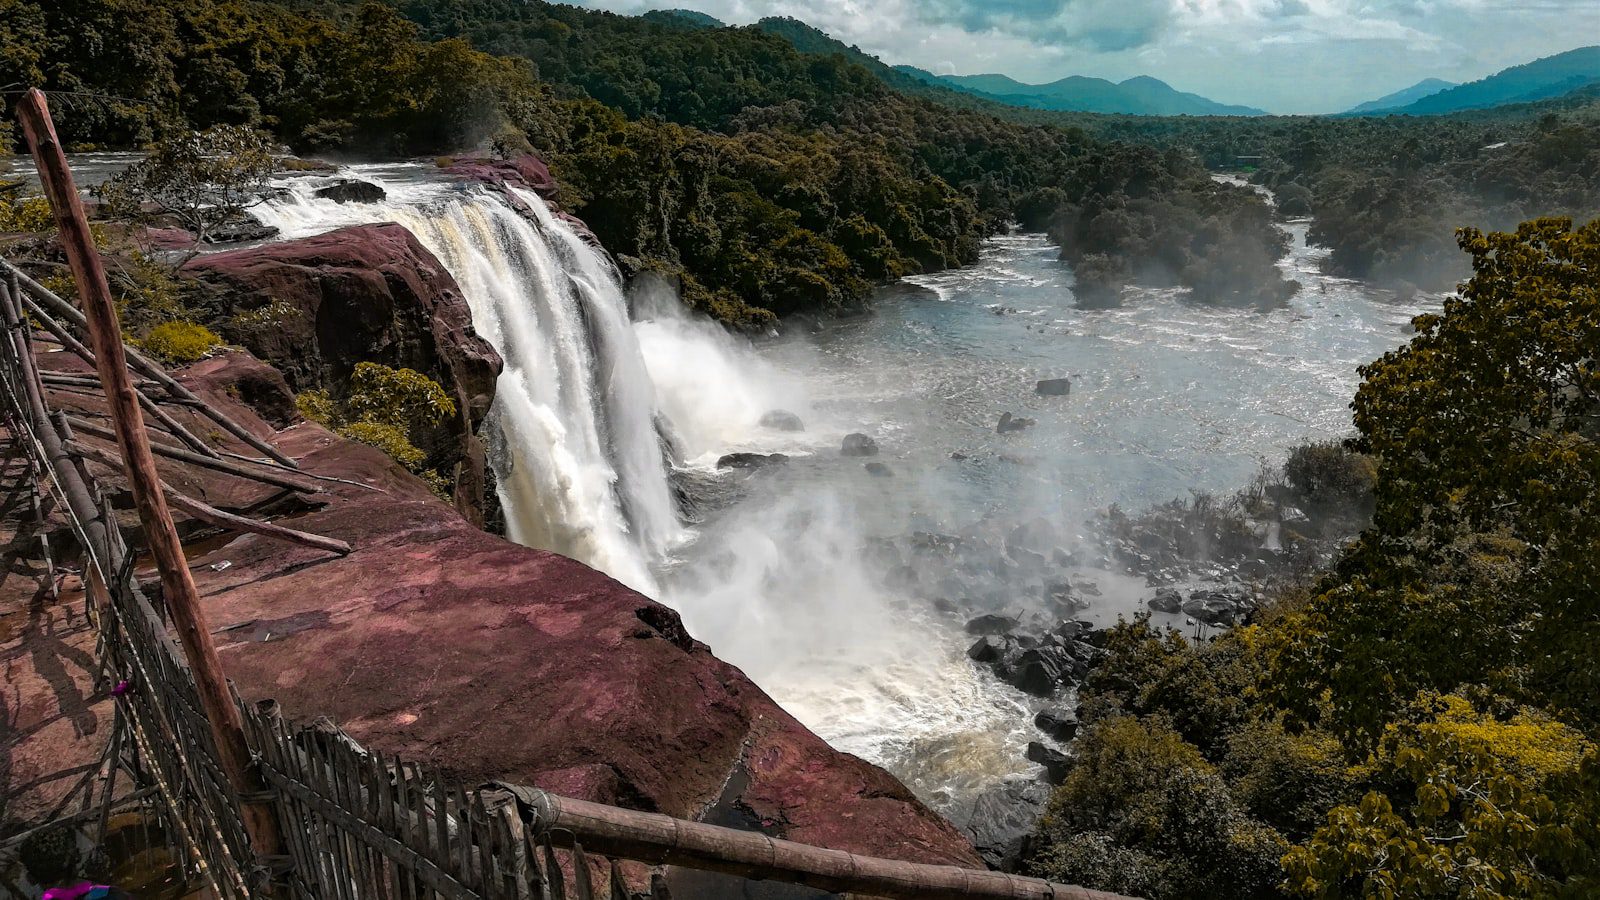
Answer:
[15, 88, 285, 874]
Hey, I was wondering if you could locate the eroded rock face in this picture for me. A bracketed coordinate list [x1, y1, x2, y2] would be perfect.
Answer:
[441, 155, 558, 197]
[186, 224, 502, 526]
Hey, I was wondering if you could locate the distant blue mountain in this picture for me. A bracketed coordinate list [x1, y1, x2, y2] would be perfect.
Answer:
[896, 68, 1265, 116]
[1355, 46, 1600, 115]
[1344, 78, 1456, 114]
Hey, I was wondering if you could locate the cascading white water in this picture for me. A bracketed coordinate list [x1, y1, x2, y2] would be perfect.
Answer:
[253, 167, 1034, 813]
[255, 175, 682, 593]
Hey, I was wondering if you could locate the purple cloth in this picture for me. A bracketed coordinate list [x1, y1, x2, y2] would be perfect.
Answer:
[43, 883, 111, 900]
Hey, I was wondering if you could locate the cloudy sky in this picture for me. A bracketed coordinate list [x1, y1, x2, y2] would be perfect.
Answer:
[572, 0, 1600, 113]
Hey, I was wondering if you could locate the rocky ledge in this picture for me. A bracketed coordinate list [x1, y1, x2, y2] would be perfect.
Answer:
[22, 345, 981, 868]
[185, 223, 501, 527]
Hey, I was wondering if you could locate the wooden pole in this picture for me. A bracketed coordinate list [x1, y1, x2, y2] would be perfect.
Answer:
[21, 300, 223, 459]
[16, 88, 284, 871]
[63, 417, 323, 494]
[67, 440, 352, 556]
[0, 258, 302, 469]
[505, 790, 1127, 900]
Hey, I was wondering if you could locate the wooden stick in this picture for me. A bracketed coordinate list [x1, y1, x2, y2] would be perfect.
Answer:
[1, 257, 302, 469]
[64, 417, 322, 494]
[21, 294, 225, 459]
[68, 439, 352, 555]
[17, 87, 285, 866]
[521, 791, 1123, 900]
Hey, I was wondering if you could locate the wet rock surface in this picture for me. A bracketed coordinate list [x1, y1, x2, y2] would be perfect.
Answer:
[1034, 378, 1072, 396]
[717, 452, 790, 470]
[759, 409, 805, 432]
[315, 179, 387, 204]
[840, 432, 879, 456]
[960, 779, 1052, 871]
[996, 412, 1036, 434]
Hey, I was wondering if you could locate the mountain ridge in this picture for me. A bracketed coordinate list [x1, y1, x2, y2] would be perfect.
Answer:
[1344, 77, 1456, 114]
[1357, 46, 1600, 115]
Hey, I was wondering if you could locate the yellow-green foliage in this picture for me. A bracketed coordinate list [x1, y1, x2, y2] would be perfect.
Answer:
[294, 389, 337, 426]
[140, 321, 220, 364]
[294, 364, 455, 498]
[1283, 695, 1597, 899]
[337, 420, 427, 471]
[116, 253, 190, 331]
[0, 193, 53, 234]
[345, 362, 456, 431]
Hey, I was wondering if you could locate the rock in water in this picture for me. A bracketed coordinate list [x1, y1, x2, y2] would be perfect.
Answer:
[716, 452, 789, 470]
[965, 614, 1019, 635]
[207, 218, 280, 244]
[1035, 377, 1072, 396]
[1026, 741, 1072, 784]
[961, 780, 1052, 871]
[997, 412, 1036, 434]
[840, 433, 879, 456]
[758, 409, 805, 431]
[967, 635, 1007, 663]
[1148, 586, 1184, 613]
[864, 461, 893, 477]
[1034, 705, 1079, 742]
[314, 179, 387, 204]
[1007, 648, 1068, 696]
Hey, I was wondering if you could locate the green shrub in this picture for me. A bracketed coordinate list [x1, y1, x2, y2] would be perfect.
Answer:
[294, 364, 456, 499]
[0, 192, 53, 234]
[140, 321, 220, 364]
[344, 362, 456, 431]
[1027, 716, 1287, 899]
[1282, 440, 1375, 518]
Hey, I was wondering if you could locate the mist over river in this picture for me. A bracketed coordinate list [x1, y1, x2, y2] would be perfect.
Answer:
[247, 164, 1435, 817]
[643, 222, 1437, 812]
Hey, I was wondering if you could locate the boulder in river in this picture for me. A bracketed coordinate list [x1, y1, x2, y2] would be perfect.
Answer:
[1148, 586, 1184, 613]
[206, 217, 279, 244]
[840, 432, 880, 456]
[864, 461, 893, 477]
[1026, 741, 1072, 784]
[315, 179, 387, 204]
[1034, 705, 1080, 743]
[717, 452, 789, 470]
[1035, 378, 1072, 396]
[1005, 647, 1069, 697]
[967, 635, 1008, 663]
[758, 409, 805, 432]
[996, 412, 1036, 434]
[961, 779, 1052, 871]
[965, 614, 1019, 636]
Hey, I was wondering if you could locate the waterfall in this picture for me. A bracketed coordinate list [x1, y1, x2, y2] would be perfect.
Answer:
[255, 174, 683, 593]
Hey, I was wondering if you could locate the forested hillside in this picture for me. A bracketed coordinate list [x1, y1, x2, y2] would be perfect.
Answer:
[0, 0, 1295, 323]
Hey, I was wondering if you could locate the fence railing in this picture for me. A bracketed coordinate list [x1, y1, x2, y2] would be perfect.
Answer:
[1, 257, 1122, 900]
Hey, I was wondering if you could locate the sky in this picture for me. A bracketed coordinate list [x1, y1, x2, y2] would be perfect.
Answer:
[571, 0, 1600, 114]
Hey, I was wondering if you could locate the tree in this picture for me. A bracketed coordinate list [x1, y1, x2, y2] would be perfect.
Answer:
[1272, 218, 1600, 746]
[96, 125, 277, 259]
[1283, 695, 1600, 899]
